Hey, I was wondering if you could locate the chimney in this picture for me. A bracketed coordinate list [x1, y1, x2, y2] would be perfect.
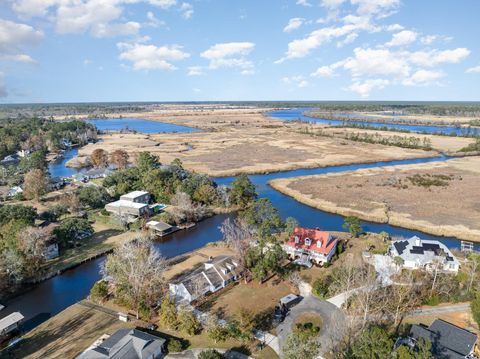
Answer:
[415, 237, 421, 246]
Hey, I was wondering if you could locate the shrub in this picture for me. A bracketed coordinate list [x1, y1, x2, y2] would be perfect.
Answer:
[312, 277, 330, 299]
[100, 208, 110, 216]
[90, 280, 108, 302]
[198, 349, 224, 359]
[167, 339, 183, 353]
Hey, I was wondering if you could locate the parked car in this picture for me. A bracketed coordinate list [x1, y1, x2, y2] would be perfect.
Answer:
[272, 294, 302, 326]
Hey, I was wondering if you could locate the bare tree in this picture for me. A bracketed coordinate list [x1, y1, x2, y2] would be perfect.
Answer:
[23, 169, 48, 200]
[61, 192, 82, 215]
[110, 149, 129, 169]
[102, 236, 168, 319]
[219, 217, 253, 267]
[465, 253, 480, 293]
[17, 226, 50, 275]
[90, 148, 109, 168]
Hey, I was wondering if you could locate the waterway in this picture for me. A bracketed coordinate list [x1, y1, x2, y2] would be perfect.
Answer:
[87, 118, 199, 134]
[1, 111, 475, 333]
[268, 108, 480, 136]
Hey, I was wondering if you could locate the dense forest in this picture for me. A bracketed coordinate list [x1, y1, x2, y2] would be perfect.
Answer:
[0, 117, 97, 159]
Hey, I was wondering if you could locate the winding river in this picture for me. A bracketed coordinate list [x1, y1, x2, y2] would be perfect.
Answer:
[269, 108, 480, 136]
[1, 111, 476, 333]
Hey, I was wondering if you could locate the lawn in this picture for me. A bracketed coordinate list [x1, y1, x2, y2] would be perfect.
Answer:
[200, 277, 296, 324]
[41, 221, 136, 276]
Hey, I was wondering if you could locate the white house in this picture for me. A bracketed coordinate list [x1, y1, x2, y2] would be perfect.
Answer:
[105, 190, 151, 220]
[169, 256, 243, 303]
[389, 236, 460, 273]
[283, 227, 339, 267]
[0, 312, 24, 336]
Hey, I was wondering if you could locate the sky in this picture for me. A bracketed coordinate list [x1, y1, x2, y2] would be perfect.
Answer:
[1, 0, 480, 103]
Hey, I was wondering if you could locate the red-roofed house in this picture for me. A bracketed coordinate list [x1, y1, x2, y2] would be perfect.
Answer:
[283, 227, 339, 266]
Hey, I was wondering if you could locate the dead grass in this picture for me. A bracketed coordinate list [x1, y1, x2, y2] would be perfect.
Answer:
[270, 157, 480, 241]
[404, 308, 479, 335]
[202, 278, 296, 322]
[74, 126, 438, 177]
[4, 301, 139, 359]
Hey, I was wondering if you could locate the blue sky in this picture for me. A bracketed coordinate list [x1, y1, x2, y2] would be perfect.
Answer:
[0, 0, 479, 103]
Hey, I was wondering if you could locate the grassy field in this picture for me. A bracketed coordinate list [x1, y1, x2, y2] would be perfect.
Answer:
[71, 108, 440, 176]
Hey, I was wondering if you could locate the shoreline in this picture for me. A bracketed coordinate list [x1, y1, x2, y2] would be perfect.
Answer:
[268, 164, 480, 243]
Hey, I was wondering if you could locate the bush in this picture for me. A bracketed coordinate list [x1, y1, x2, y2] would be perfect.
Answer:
[78, 186, 111, 209]
[312, 277, 330, 299]
[177, 309, 201, 336]
[167, 339, 183, 353]
[100, 208, 110, 216]
[90, 280, 108, 302]
[198, 349, 224, 359]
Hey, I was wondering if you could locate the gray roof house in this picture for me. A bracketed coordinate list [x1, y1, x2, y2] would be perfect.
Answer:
[389, 236, 460, 273]
[169, 256, 244, 303]
[105, 191, 151, 220]
[0, 312, 24, 336]
[408, 319, 477, 359]
[146, 221, 173, 237]
[77, 328, 166, 359]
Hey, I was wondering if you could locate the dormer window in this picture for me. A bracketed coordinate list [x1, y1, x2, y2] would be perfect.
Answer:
[294, 236, 300, 244]
[305, 238, 311, 246]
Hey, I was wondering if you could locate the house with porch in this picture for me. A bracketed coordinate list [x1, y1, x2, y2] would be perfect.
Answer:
[283, 227, 339, 267]
[389, 236, 460, 273]
[169, 256, 244, 303]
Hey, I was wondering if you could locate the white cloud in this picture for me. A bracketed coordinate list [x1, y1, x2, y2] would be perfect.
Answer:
[0, 19, 43, 64]
[386, 30, 417, 47]
[337, 32, 358, 47]
[321, 0, 347, 9]
[118, 42, 190, 71]
[402, 69, 444, 86]
[11, 0, 186, 37]
[282, 76, 309, 88]
[408, 48, 470, 67]
[187, 66, 204, 76]
[296, 0, 312, 7]
[83, 59, 93, 65]
[349, 78, 389, 97]
[284, 18, 305, 33]
[201, 42, 255, 72]
[466, 65, 480, 74]
[311, 64, 339, 77]
[180, 3, 193, 19]
[385, 23, 403, 31]
[351, 0, 400, 17]
[343, 47, 410, 78]
[146, 11, 166, 28]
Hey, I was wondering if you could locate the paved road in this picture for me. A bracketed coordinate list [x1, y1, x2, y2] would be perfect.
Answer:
[408, 303, 470, 317]
[276, 295, 345, 357]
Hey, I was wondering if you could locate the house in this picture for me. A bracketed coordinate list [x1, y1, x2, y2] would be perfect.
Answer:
[389, 236, 460, 273]
[105, 190, 151, 220]
[404, 319, 478, 359]
[169, 255, 243, 303]
[77, 328, 166, 359]
[283, 227, 339, 267]
[0, 312, 24, 336]
[7, 186, 23, 198]
[146, 220, 174, 237]
[41, 222, 60, 260]
[0, 154, 19, 166]
[120, 190, 150, 204]
[16, 149, 30, 158]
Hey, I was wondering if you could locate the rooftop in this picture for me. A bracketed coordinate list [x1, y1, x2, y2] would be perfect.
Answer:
[120, 191, 149, 199]
[392, 236, 459, 266]
[106, 200, 148, 209]
[78, 328, 166, 359]
[409, 319, 477, 359]
[0, 312, 24, 333]
[285, 227, 338, 255]
[146, 220, 172, 231]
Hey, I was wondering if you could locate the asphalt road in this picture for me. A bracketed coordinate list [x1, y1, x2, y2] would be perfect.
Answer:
[276, 295, 345, 356]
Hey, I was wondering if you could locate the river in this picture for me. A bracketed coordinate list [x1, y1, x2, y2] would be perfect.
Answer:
[268, 108, 480, 136]
[0, 111, 475, 332]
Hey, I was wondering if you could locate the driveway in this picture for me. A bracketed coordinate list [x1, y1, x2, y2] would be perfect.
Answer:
[276, 295, 345, 356]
